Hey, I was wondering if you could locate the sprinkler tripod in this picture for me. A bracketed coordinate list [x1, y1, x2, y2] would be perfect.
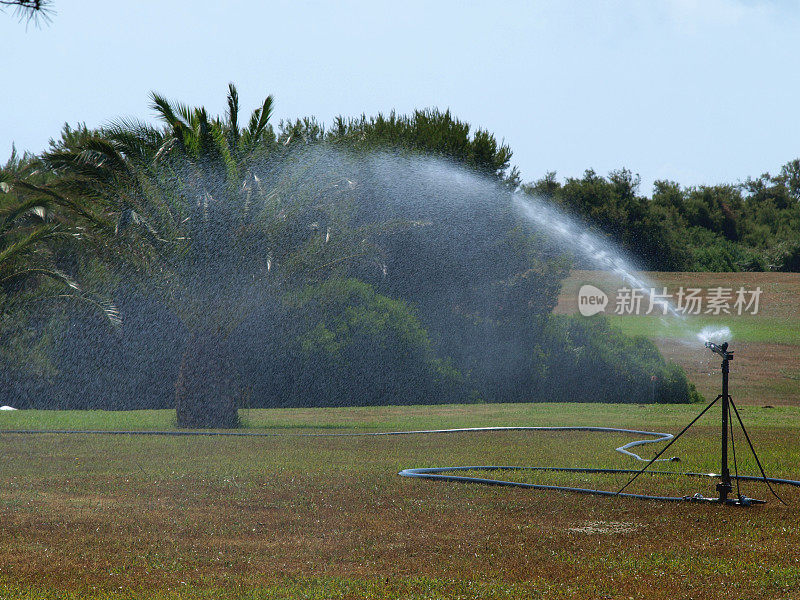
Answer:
[617, 341, 786, 506]
[713, 341, 735, 502]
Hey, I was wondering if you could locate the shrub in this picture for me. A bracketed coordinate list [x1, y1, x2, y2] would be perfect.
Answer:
[685, 227, 767, 272]
[269, 278, 463, 407]
[538, 316, 700, 404]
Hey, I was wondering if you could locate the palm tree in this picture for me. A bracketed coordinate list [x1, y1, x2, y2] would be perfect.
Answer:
[0, 152, 119, 323]
[42, 85, 377, 427]
[1, 152, 120, 408]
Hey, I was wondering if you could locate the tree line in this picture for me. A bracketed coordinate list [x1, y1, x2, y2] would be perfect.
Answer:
[525, 164, 800, 272]
[1, 86, 703, 426]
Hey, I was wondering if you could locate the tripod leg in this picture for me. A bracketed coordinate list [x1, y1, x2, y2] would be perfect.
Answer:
[729, 398, 787, 505]
[728, 399, 741, 500]
[616, 395, 720, 496]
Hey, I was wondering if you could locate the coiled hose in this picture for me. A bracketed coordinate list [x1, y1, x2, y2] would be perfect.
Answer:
[3, 425, 799, 502]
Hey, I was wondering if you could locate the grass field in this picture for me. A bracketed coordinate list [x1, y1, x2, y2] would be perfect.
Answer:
[3, 403, 800, 599]
[2, 271, 800, 599]
[556, 271, 800, 406]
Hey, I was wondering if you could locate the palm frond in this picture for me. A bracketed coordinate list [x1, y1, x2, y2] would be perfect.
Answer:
[1, 0, 53, 26]
[243, 95, 274, 153]
[34, 292, 122, 327]
[43, 147, 117, 188]
[12, 180, 114, 233]
[226, 83, 240, 145]
[103, 118, 163, 162]
[116, 208, 171, 249]
[210, 123, 239, 190]
[78, 137, 130, 174]
[150, 92, 196, 157]
[150, 92, 187, 129]
[0, 198, 55, 231]
[0, 223, 58, 266]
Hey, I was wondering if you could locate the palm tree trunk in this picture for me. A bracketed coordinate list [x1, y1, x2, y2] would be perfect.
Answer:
[175, 331, 238, 428]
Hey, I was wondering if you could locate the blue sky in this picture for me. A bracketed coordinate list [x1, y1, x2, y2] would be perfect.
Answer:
[2, 0, 799, 192]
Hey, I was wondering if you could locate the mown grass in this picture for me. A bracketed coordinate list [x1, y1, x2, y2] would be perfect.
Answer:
[0, 409, 174, 431]
[2, 273, 798, 599]
[2, 403, 800, 599]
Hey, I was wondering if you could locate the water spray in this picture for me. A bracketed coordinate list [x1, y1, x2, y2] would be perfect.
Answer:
[512, 192, 685, 319]
[3, 154, 794, 506]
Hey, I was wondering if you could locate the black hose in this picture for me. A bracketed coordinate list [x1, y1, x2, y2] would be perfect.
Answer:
[397, 427, 800, 503]
[398, 465, 800, 502]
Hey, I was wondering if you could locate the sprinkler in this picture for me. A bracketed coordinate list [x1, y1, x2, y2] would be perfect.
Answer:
[617, 340, 786, 506]
[704, 340, 733, 359]
[401, 341, 797, 503]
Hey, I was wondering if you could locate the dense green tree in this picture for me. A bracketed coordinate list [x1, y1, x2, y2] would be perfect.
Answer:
[541, 316, 699, 404]
[525, 160, 800, 273]
[524, 169, 690, 271]
[277, 278, 462, 406]
[327, 109, 516, 183]
[40, 85, 379, 427]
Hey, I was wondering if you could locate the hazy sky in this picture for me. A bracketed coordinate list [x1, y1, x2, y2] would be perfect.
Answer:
[2, 0, 799, 192]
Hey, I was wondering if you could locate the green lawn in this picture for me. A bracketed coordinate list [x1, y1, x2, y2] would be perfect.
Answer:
[2, 403, 800, 599]
[3, 269, 800, 598]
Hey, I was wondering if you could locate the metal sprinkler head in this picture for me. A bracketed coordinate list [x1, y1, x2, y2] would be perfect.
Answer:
[704, 340, 734, 361]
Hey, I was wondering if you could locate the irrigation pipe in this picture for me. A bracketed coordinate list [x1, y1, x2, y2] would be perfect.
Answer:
[3, 425, 799, 502]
